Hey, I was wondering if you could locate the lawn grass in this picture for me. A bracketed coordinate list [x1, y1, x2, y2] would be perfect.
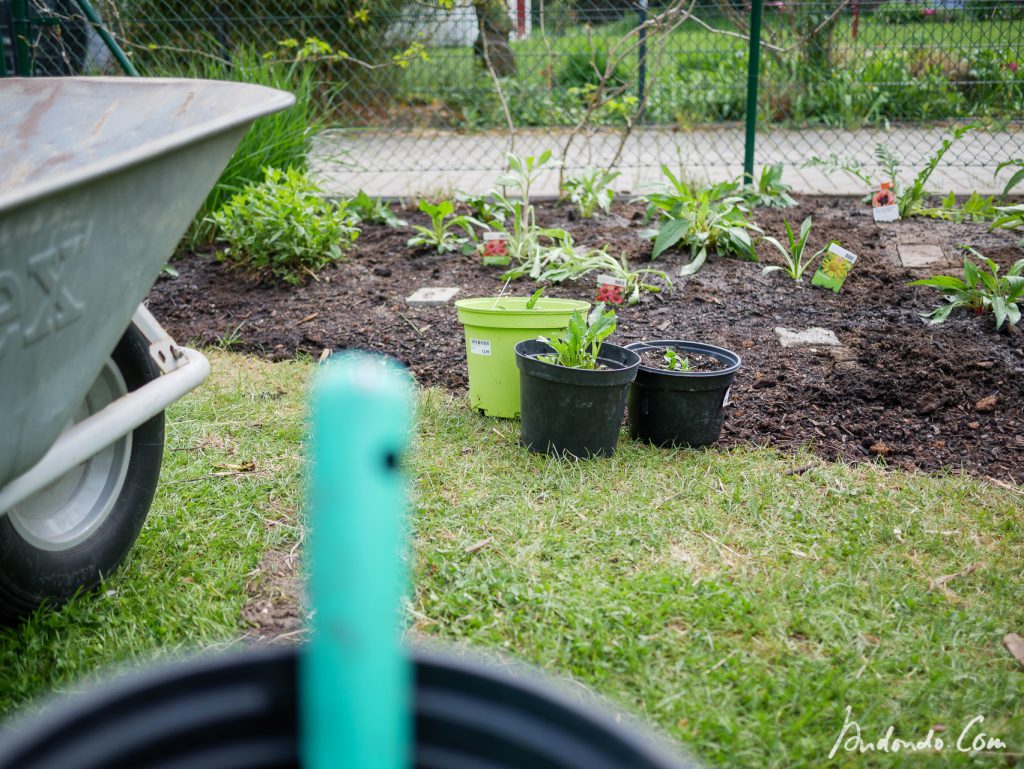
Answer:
[2, 350, 1022, 767]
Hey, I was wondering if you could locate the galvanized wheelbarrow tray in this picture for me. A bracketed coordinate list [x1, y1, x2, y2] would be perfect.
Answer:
[0, 77, 293, 622]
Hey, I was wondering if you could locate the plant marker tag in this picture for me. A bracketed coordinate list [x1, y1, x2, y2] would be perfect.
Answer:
[595, 274, 626, 305]
[470, 338, 492, 356]
[482, 231, 510, 266]
[301, 352, 414, 769]
[812, 243, 858, 294]
[872, 181, 899, 222]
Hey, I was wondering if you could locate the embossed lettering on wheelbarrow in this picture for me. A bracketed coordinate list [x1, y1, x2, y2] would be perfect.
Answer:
[0, 77, 293, 622]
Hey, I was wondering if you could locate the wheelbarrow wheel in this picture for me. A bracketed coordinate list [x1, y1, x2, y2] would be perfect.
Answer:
[0, 324, 164, 623]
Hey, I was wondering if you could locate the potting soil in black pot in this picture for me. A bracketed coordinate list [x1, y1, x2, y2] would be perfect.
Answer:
[625, 340, 741, 448]
[0, 646, 696, 769]
[515, 339, 640, 458]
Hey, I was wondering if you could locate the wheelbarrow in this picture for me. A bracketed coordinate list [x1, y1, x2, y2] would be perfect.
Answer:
[0, 76, 294, 622]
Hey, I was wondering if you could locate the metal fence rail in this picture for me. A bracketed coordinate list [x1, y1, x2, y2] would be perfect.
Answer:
[3, 0, 1022, 176]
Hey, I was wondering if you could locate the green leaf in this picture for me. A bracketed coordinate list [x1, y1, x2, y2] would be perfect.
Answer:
[909, 275, 967, 291]
[652, 219, 691, 260]
[678, 246, 708, 276]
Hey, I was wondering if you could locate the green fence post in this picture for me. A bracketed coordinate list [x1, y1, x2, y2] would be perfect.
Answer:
[11, 0, 32, 76]
[743, 0, 764, 186]
[74, 0, 139, 76]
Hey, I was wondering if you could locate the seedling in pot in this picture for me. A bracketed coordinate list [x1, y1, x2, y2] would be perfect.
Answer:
[525, 287, 545, 309]
[538, 304, 617, 370]
[663, 348, 691, 371]
[761, 216, 831, 282]
[909, 247, 1024, 330]
[407, 199, 483, 254]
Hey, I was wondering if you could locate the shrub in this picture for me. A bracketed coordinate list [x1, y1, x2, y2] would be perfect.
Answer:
[211, 167, 359, 285]
[556, 46, 628, 93]
[181, 48, 320, 246]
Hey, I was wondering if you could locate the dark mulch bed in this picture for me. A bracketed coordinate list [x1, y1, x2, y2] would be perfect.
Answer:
[149, 197, 1024, 483]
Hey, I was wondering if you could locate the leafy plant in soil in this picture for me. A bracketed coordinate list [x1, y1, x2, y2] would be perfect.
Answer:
[538, 304, 617, 370]
[740, 163, 797, 208]
[210, 167, 358, 285]
[805, 125, 973, 218]
[996, 158, 1024, 200]
[991, 203, 1024, 231]
[456, 192, 507, 227]
[641, 168, 761, 274]
[920, 191, 998, 223]
[407, 199, 482, 254]
[561, 167, 621, 218]
[347, 190, 407, 227]
[515, 238, 670, 305]
[909, 247, 1024, 330]
[761, 216, 830, 281]
[490, 151, 570, 277]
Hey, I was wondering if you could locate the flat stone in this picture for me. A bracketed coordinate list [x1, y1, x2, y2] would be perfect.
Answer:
[774, 326, 841, 348]
[898, 243, 945, 268]
[406, 286, 459, 306]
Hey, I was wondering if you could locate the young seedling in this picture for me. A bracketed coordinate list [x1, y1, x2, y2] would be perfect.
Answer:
[741, 163, 797, 209]
[909, 247, 1024, 330]
[407, 199, 482, 254]
[538, 304, 617, 370]
[761, 216, 827, 282]
[561, 167, 621, 218]
[347, 190, 407, 227]
[525, 287, 545, 309]
[991, 203, 1024, 231]
[663, 348, 691, 371]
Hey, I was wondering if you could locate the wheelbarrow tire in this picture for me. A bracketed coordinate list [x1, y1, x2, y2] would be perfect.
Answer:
[0, 324, 164, 624]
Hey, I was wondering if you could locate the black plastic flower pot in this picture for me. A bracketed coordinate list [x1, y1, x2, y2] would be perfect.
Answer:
[515, 340, 640, 458]
[625, 340, 741, 449]
[0, 646, 695, 769]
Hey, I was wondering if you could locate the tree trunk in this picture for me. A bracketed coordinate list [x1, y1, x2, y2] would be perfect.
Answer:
[472, 0, 516, 76]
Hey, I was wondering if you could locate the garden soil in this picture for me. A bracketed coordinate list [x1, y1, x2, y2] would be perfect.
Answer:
[149, 196, 1024, 485]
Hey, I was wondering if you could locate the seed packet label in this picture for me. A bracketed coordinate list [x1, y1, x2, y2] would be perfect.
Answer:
[873, 204, 899, 222]
[481, 232, 510, 266]
[470, 338, 491, 356]
[872, 182, 900, 222]
[596, 274, 627, 288]
[812, 243, 858, 293]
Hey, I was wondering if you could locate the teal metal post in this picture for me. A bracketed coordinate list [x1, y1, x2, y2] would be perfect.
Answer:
[301, 352, 414, 769]
[74, 0, 139, 77]
[743, 0, 764, 185]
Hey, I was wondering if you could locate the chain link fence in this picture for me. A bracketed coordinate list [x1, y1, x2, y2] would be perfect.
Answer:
[2, 0, 1022, 177]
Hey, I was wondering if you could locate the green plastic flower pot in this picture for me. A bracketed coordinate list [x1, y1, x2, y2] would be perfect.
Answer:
[455, 297, 590, 418]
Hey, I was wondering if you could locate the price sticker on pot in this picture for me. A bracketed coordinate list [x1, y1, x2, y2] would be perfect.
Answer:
[481, 232, 510, 266]
[470, 338, 492, 356]
[595, 274, 626, 305]
[811, 242, 858, 294]
[872, 181, 899, 223]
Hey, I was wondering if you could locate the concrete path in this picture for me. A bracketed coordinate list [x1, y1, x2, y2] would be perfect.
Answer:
[312, 124, 1022, 198]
